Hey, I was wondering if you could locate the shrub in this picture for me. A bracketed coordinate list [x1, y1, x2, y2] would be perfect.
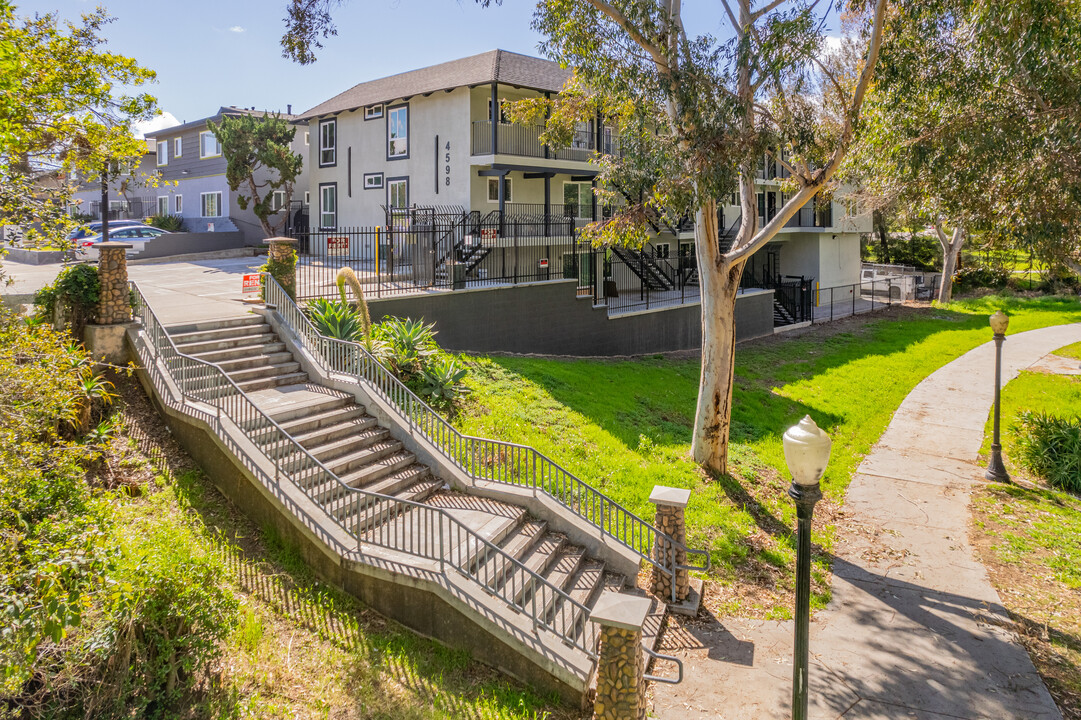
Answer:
[144, 214, 185, 232]
[377, 317, 438, 376]
[260, 247, 297, 300]
[307, 298, 364, 341]
[34, 263, 101, 337]
[953, 266, 1010, 293]
[418, 355, 469, 407]
[1013, 411, 1081, 493]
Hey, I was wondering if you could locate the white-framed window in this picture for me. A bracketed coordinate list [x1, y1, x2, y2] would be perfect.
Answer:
[387, 105, 408, 158]
[319, 183, 337, 228]
[157, 196, 169, 216]
[156, 141, 168, 166]
[562, 181, 591, 218]
[653, 242, 671, 259]
[200, 131, 221, 159]
[364, 104, 383, 120]
[271, 190, 286, 211]
[200, 191, 222, 217]
[487, 97, 509, 124]
[304, 191, 310, 205]
[304, 131, 310, 145]
[363, 172, 384, 190]
[387, 177, 408, 209]
[487, 177, 512, 203]
[319, 119, 336, 166]
[173, 137, 182, 158]
[175, 195, 183, 214]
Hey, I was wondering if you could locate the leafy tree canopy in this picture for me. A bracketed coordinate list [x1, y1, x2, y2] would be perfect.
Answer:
[207, 113, 303, 238]
[0, 1, 158, 247]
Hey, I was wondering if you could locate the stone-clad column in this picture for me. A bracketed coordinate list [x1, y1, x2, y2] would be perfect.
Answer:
[650, 486, 691, 604]
[96, 242, 132, 325]
[590, 592, 651, 720]
[264, 236, 298, 299]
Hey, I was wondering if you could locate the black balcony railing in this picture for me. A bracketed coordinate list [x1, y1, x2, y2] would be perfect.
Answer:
[471, 121, 619, 161]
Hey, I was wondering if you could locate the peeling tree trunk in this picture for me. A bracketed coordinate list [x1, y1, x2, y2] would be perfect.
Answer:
[935, 221, 965, 303]
[691, 198, 746, 474]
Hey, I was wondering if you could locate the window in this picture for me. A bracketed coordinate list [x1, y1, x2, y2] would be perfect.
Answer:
[319, 184, 337, 228]
[271, 190, 286, 211]
[156, 141, 168, 166]
[364, 104, 383, 120]
[157, 196, 169, 216]
[319, 119, 336, 166]
[653, 242, 670, 259]
[201, 191, 222, 217]
[173, 137, 182, 158]
[387, 177, 408, 210]
[562, 181, 591, 218]
[200, 131, 221, 158]
[175, 195, 183, 214]
[487, 98, 508, 124]
[487, 177, 512, 203]
[363, 172, 384, 190]
[304, 131, 309, 145]
[387, 105, 408, 158]
[304, 191, 310, 205]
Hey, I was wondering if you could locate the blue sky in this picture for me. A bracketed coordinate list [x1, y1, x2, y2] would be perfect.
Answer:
[18, 0, 833, 133]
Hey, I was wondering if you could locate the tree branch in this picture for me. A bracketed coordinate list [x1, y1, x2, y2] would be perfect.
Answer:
[751, 0, 788, 21]
[719, 0, 741, 35]
[582, 0, 670, 71]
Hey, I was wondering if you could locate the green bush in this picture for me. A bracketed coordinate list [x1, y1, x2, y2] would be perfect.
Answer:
[307, 298, 364, 341]
[954, 266, 1010, 293]
[144, 214, 185, 232]
[34, 263, 101, 337]
[1014, 411, 1081, 493]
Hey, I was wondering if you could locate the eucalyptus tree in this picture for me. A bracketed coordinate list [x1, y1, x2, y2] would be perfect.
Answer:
[849, 0, 1081, 301]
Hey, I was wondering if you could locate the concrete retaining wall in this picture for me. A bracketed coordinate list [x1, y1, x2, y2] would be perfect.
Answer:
[366, 280, 775, 356]
[133, 230, 250, 259]
[3, 247, 67, 265]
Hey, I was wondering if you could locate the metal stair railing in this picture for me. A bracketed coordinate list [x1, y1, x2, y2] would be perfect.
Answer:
[130, 281, 598, 657]
[263, 275, 711, 605]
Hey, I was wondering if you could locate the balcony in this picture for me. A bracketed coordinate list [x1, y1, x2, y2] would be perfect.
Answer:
[471, 121, 620, 162]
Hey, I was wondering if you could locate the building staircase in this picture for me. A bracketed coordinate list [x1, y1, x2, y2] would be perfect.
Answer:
[151, 310, 679, 698]
[610, 246, 674, 291]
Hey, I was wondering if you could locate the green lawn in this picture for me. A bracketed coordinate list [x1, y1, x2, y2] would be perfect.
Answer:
[972, 350, 1081, 720]
[455, 294, 1081, 617]
[1056, 341, 1081, 361]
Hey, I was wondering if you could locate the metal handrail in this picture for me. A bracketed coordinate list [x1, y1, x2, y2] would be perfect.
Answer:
[263, 275, 711, 605]
[643, 647, 684, 684]
[129, 281, 598, 657]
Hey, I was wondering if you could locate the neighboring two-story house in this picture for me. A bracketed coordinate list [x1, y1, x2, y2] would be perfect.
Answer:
[144, 106, 310, 244]
[69, 139, 159, 221]
[297, 49, 867, 293]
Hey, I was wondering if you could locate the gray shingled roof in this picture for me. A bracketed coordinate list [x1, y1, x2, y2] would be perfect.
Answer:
[145, 106, 297, 138]
[297, 50, 570, 120]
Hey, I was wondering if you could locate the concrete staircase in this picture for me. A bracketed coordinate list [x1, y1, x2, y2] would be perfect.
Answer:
[165, 314, 654, 658]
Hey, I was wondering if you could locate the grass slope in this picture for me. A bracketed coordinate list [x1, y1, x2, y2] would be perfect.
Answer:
[455, 295, 1081, 617]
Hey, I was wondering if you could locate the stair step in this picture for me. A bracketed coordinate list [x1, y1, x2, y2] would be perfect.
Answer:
[261, 395, 350, 426]
[530, 546, 586, 622]
[305, 426, 391, 462]
[473, 521, 547, 590]
[549, 560, 607, 642]
[176, 331, 279, 356]
[338, 478, 443, 535]
[216, 351, 294, 373]
[236, 371, 309, 392]
[335, 448, 416, 488]
[191, 342, 288, 365]
[290, 412, 378, 448]
[165, 314, 265, 336]
[169, 322, 270, 345]
[227, 361, 301, 384]
[310, 462, 429, 507]
[496, 533, 565, 607]
[278, 405, 369, 437]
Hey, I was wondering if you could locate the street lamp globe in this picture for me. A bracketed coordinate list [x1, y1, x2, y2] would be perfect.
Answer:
[783, 415, 833, 487]
[990, 310, 1010, 336]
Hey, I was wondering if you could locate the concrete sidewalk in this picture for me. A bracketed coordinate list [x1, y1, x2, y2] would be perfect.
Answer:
[653, 323, 1081, 719]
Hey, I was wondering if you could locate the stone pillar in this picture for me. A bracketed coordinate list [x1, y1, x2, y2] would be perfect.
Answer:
[85, 242, 133, 365]
[589, 592, 651, 720]
[650, 485, 691, 604]
[96, 242, 132, 325]
[264, 236, 298, 300]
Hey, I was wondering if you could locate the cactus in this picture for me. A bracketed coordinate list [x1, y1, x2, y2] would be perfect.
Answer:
[335, 266, 372, 337]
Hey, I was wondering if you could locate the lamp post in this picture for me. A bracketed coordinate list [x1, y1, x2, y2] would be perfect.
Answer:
[986, 310, 1010, 482]
[784, 415, 832, 720]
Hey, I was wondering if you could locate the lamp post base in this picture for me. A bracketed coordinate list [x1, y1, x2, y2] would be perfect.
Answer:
[985, 443, 1010, 482]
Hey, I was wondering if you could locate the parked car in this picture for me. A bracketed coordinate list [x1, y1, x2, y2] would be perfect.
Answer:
[69, 219, 144, 240]
[76, 224, 169, 260]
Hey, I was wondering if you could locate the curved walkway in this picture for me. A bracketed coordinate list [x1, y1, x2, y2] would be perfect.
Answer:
[653, 323, 1081, 719]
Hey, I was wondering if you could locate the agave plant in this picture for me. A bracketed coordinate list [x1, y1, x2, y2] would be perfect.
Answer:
[418, 356, 469, 406]
[75, 371, 117, 434]
[378, 317, 437, 374]
[307, 298, 364, 341]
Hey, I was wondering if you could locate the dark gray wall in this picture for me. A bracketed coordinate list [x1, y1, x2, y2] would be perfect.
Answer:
[366, 280, 774, 355]
[133, 230, 249, 259]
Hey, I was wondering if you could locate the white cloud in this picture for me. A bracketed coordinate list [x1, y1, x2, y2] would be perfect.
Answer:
[229, 25, 245, 33]
[134, 111, 180, 138]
